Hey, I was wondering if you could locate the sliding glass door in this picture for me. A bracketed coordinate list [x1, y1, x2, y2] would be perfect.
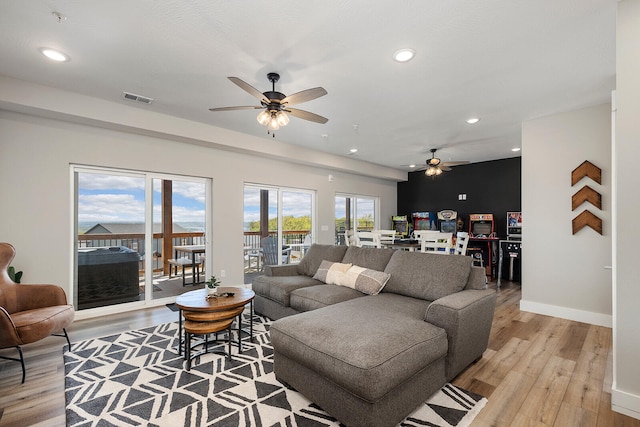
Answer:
[244, 184, 314, 283]
[335, 194, 378, 244]
[74, 166, 210, 312]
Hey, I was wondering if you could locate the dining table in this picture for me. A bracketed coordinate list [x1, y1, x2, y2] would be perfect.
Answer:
[383, 239, 421, 251]
[174, 244, 205, 283]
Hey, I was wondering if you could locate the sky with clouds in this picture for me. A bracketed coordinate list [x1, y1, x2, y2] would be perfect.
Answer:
[78, 173, 376, 230]
[77, 173, 205, 225]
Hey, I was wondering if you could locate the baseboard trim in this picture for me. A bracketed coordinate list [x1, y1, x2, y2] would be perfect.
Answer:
[612, 387, 640, 421]
[519, 299, 612, 327]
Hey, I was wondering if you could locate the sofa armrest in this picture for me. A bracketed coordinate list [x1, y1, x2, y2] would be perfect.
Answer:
[425, 288, 496, 380]
[465, 265, 487, 290]
[264, 264, 300, 277]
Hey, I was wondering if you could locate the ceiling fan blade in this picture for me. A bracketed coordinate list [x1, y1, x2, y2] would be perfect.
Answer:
[440, 165, 452, 172]
[441, 160, 470, 167]
[281, 87, 327, 106]
[208, 106, 263, 112]
[228, 77, 270, 104]
[285, 108, 329, 124]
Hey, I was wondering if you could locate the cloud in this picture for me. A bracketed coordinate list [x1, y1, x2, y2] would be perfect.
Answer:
[173, 181, 206, 203]
[78, 194, 145, 222]
[79, 174, 145, 190]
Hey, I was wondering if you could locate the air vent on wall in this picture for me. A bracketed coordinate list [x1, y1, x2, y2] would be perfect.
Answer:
[123, 92, 154, 105]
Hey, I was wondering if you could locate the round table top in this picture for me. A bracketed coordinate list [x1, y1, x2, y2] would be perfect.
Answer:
[176, 286, 255, 312]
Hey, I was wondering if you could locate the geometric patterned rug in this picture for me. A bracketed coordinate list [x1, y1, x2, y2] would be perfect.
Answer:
[64, 313, 486, 426]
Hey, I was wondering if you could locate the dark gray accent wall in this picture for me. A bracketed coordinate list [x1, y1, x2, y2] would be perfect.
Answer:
[397, 157, 521, 239]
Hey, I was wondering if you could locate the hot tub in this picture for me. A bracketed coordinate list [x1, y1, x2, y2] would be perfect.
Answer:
[77, 246, 141, 309]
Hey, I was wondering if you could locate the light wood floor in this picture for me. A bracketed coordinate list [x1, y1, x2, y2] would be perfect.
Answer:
[0, 282, 638, 426]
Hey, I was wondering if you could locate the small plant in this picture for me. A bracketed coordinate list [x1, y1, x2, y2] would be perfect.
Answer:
[205, 275, 221, 289]
[8, 266, 22, 284]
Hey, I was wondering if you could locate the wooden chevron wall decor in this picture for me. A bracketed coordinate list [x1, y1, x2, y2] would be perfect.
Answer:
[571, 160, 603, 235]
[571, 160, 601, 186]
[572, 185, 602, 211]
[572, 210, 603, 235]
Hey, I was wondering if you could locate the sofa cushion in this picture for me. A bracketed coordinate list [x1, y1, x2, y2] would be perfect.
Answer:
[270, 295, 447, 402]
[336, 265, 391, 295]
[341, 246, 395, 271]
[296, 244, 348, 277]
[383, 251, 472, 301]
[290, 284, 365, 312]
[252, 274, 323, 307]
[312, 260, 352, 283]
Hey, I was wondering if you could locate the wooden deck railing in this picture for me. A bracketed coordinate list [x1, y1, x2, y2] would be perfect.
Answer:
[78, 230, 311, 273]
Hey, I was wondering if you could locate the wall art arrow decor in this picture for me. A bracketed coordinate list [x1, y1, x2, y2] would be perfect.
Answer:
[572, 210, 603, 235]
[572, 185, 602, 211]
[571, 160, 601, 186]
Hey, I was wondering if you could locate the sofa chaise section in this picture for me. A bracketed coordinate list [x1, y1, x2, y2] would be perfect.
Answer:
[270, 295, 447, 427]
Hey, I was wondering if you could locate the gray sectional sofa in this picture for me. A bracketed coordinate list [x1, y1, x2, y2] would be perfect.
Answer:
[253, 244, 496, 427]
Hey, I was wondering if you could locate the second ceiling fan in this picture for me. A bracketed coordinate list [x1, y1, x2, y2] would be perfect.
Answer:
[419, 148, 469, 176]
[209, 72, 328, 135]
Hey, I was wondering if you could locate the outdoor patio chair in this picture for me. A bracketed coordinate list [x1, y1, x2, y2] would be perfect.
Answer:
[260, 236, 291, 266]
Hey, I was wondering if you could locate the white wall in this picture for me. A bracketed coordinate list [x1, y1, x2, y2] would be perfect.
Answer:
[613, 0, 640, 419]
[0, 96, 397, 316]
[521, 103, 612, 327]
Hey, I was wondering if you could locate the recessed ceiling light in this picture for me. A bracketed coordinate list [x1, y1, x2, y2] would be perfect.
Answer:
[409, 164, 416, 168]
[512, 147, 521, 152]
[39, 48, 69, 62]
[466, 117, 480, 124]
[393, 49, 415, 63]
[350, 148, 358, 154]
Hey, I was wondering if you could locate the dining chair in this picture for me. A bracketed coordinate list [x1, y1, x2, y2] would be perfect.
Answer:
[344, 230, 355, 246]
[454, 231, 470, 255]
[375, 230, 396, 245]
[419, 232, 452, 254]
[356, 231, 382, 248]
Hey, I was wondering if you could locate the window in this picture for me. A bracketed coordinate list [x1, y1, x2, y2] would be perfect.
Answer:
[73, 166, 210, 312]
[244, 184, 314, 283]
[335, 194, 378, 244]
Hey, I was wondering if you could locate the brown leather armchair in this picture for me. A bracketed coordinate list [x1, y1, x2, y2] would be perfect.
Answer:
[0, 242, 75, 383]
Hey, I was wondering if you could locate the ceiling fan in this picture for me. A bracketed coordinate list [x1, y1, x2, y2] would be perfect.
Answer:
[416, 148, 469, 176]
[209, 72, 328, 136]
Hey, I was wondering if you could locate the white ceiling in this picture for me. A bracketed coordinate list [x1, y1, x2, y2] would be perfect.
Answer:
[0, 1, 616, 171]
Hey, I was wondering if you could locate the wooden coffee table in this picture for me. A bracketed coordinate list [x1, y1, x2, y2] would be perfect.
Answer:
[175, 286, 255, 357]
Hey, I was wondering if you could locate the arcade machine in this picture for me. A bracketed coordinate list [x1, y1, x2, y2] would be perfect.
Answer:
[468, 214, 498, 279]
[412, 212, 437, 231]
[437, 210, 458, 233]
[498, 212, 522, 287]
[391, 215, 410, 238]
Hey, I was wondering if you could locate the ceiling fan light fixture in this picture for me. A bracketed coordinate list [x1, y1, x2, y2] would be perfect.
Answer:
[257, 110, 271, 125]
[276, 111, 289, 127]
[268, 115, 280, 131]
